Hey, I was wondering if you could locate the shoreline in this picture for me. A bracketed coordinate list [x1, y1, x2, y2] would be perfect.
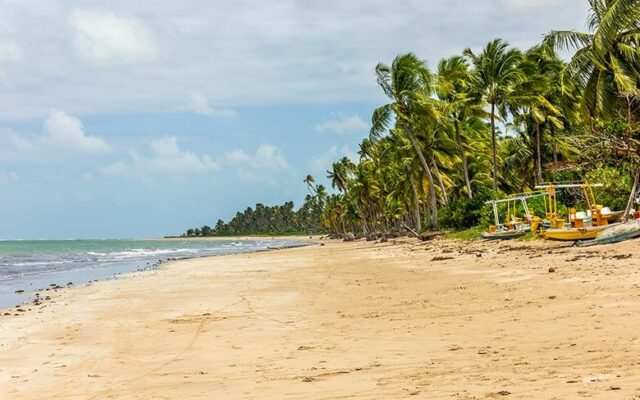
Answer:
[0, 238, 313, 312]
[2, 237, 639, 398]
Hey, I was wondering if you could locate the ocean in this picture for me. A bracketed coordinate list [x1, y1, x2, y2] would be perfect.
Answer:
[0, 238, 307, 308]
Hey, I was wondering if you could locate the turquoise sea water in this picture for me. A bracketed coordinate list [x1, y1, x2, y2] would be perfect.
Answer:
[0, 238, 306, 308]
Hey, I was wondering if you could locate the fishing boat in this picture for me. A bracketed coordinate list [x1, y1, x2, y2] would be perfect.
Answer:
[577, 220, 640, 246]
[541, 225, 610, 241]
[481, 225, 530, 240]
[481, 193, 545, 240]
[535, 182, 622, 241]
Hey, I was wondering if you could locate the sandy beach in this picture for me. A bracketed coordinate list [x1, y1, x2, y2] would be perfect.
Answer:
[1, 237, 639, 399]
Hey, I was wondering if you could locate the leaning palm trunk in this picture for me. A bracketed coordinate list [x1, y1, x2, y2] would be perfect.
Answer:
[430, 154, 448, 204]
[490, 103, 498, 191]
[551, 125, 558, 163]
[535, 122, 543, 185]
[623, 170, 639, 221]
[406, 130, 438, 229]
[410, 178, 422, 232]
[454, 120, 473, 198]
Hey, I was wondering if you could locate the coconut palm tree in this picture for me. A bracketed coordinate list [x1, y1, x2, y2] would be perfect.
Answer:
[544, 0, 640, 120]
[508, 45, 563, 184]
[464, 39, 524, 191]
[370, 53, 442, 229]
[436, 56, 485, 198]
[327, 157, 355, 194]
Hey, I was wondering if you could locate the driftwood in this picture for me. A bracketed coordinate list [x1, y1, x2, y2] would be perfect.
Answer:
[418, 231, 444, 241]
[401, 223, 419, 237]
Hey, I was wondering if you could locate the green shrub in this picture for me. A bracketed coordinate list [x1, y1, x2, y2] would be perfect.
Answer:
[438, 192, 493, 229]
[585, 166, 630, 211]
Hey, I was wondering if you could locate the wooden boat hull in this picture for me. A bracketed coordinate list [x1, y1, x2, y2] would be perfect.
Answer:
[577, 230, 640, 246]
[577, 221, 640, 246]
[541, 225, 614, 241]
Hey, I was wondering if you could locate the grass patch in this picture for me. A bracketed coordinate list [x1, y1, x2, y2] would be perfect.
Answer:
[515, 231, 541, 241]
[444, 226, 484, 241]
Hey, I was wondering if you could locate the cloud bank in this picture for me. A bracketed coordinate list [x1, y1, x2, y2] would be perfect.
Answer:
[0, 0, 588, 120]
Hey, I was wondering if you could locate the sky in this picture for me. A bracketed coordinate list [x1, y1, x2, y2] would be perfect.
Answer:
[0, 0, 589, 239]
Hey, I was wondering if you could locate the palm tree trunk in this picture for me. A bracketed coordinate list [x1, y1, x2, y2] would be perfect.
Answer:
[551, 125, 558, 163]
[406, 130, 438, 229]
[410, 178, 422, 232]
[535, 122, 543, 184]
[454, 120, 473, 199]
[430, 154, 448, 204]
[490, 102, 498, 191]
[623, 170, 639, 221]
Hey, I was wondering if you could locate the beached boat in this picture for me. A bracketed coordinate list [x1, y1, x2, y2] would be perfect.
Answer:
[481, 225, 530, 240]
[481, 193, 545, 240]
[535, 182, 624, 241]
[576, 220, 640, 246]
[541, 224, 613, 241]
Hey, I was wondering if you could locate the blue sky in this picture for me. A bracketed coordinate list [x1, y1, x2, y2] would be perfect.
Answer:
[0, 0, 588, 239]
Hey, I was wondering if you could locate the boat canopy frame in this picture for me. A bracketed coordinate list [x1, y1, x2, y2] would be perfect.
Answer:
[485, 192, 546, 228]
[534, 182, 604, 222]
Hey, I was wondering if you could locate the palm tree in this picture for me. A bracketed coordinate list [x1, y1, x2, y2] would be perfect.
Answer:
[436, 56, 484, 198]
[303, 174, 316, 196]
[544, 0, 640, 120]
[327, 157, 355, 194]
[370, 53, 442, 229]
[509, 45, 562, 184]
[464, 39, 524, 191]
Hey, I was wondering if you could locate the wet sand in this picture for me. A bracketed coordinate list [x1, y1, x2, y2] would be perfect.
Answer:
[1, 238, 639, 399]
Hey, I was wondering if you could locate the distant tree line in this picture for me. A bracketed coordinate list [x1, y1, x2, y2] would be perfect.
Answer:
[185, 225, 214, 237]
[184, 179, 327, 236]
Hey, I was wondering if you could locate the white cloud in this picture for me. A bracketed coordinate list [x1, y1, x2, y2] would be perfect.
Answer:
[315, 113, 368, 134]
[0, 170, 18, 183]
[223, 144, 289, 181]
[0, 39, 21, 64]
[0, 111, 109, 161]
[8, 133, 34, 152]
[101, 136, 219, 181]
[42, 110, 110, 153]
[0, 1, 588, 120]
[498, 0, 560, 10]
[311, 145, 357, 172]
[0, 22, 22, 81]
[186, 91, 235, 118]
[69, 9, 156, 63]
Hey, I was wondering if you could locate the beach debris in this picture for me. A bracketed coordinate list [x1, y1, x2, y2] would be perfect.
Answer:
[419, 232, 444, 241]
[548, 267, 556, 273]
[301, 376, 314, 382]
[297, 345, 313, 351]
[609, 386, 621, 390]
[67, 282, 73, 286]
[497, 390, 511, 396]
[432, 256, 454, 261]
[14, 289, 24, 294]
